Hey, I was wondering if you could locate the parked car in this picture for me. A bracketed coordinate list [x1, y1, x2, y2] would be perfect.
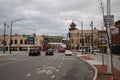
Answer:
[65, 50, 72, 56]
[46, 49, 54, 55]
[77, 49, 85, 52]
[93, 48, 100, 52]
[58, 48, 66, 53]
[29, 48, 41, 56]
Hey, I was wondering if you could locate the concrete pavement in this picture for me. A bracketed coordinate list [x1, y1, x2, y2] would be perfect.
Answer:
[0, 51, 9, 56]
[77, 52, 120, 71]
[1, 51, 120, 71]
[0, 51, 27, 56]
[1, 51, 120, 80]
[0, 51, 95, 80]
[77, 52, 120, 80]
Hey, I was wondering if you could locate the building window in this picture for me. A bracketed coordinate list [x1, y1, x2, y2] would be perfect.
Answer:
[80, 39, 82, 43]
[85, 39, 87, 43]
[119, 27, 120, 34]
[20, 40, 23, 44]
[10, 40, 13, 44]
[71, 39, 74, 43]
[15, 40, 17, 44]
[25, 40, 27, 44]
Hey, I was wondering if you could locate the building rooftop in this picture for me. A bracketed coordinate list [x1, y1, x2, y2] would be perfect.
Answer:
[48, 36, 64, 39]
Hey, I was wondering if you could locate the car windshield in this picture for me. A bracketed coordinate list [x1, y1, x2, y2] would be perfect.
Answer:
[30, 49, 34, 51]
[47, 49, 52, 51]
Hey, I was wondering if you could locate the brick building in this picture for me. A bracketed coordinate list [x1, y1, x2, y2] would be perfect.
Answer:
[111, 20, 120, 46]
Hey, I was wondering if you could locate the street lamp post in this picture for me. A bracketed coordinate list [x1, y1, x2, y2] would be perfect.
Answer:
[9, 19, 27, 54]
[90, 21, 94, 54]
[3, 22, 6, 54]
[91, 21, 94, 54]
[106, 0, 113, 74]
[99, 0, 105, 66]
[33, 33, 36, 48]
[0, 18, 8, 54]
[9, 21, 12, 54]
[81, 21, 84, 54]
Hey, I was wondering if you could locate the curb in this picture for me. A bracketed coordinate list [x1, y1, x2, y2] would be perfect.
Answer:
[79, 57, 98, 80]
[88, 62, 98, 80]
[0, 53, 9, 56]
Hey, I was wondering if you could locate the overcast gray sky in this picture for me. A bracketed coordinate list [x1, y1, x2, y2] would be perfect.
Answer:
[0, 0, 120, 36]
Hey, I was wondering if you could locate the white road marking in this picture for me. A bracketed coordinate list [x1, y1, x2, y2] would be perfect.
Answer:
[48, 55, 56, 60]
[0, 57, 33, 66]
[48, 55, 60, 63]
[56, 69, 59, 72]
[51, 75, 55, 78]
[46, 70, 53, 74]
[44, 66, 56, 70]
[26, 74, 31, 77]
[37, 70, 46, 74]
[0, 58, 16, 60]
[36, 68, 40, 71]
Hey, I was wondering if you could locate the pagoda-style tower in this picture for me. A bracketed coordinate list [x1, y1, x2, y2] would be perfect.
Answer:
[69, 21, 77, 31]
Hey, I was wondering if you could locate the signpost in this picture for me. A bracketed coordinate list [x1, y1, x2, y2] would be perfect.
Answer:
[104, 15, 114, 27]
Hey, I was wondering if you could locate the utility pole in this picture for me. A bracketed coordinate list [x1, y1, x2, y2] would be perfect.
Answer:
[3, 22, 6, 54]
[99, 0, 105, 66]
[9, 19, 27, 54]
[106, 0, 113, 74]
[81, 21, 84, 54]
[33, 33, 36, 48]
[10, 21, 12, 54]
[90, 21, 94, 54]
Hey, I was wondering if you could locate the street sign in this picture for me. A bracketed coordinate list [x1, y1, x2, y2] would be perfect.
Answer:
[27, 37, 34, 44]
[104, 15, 114, 27]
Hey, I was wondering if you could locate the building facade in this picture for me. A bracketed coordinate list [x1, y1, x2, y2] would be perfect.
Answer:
[111, 20, 120, 46]
[110, 20, 120, 54]
[68, 21, 99, 51]
[69, 28, 99, 51]
[98, 30, 107, 53]
[0, 34, 44, 51]
[43, 36, 65, 51]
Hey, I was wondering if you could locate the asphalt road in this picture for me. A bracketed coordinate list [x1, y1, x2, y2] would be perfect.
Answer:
[0, 51, 95, 80]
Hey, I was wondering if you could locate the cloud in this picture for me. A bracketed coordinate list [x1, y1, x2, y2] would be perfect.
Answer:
[0, 0, 120, 36]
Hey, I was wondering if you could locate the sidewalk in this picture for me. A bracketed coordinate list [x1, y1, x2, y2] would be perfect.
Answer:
[0, 51, 9, 56]
[79, 53, 120, 80]
[0, 51, 21, 56]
